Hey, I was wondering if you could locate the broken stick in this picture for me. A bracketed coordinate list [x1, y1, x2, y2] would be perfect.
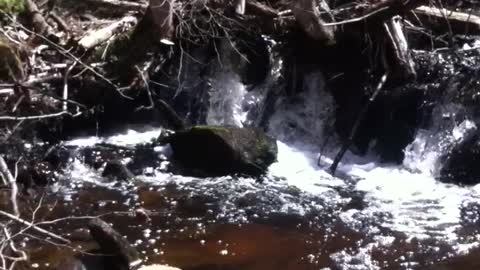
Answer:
[78, 16, 138, 50]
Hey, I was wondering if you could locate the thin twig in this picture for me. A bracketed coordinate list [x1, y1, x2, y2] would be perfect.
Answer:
[0, 111, 82, 121]
[0, 210, 70, 244]
[0, 11, 134, 100]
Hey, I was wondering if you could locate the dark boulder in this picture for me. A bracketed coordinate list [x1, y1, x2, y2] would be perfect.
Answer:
[439, 130, 480, 185]
[162, 126, 277, 176]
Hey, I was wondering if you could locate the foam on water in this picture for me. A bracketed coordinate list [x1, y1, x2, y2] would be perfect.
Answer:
[64, 65, 480, 247]
[65, 129, 160, 147]
[62, 43, 480, 267]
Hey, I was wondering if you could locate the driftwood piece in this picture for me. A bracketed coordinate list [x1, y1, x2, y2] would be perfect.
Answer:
[291, 0, 335, 44]
[414, 5, 480, 34]
[384, 16, 416, 80]
[78, 16, 137, 50]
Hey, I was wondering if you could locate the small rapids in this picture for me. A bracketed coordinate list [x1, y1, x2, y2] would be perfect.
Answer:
[24, 41, 480, 270]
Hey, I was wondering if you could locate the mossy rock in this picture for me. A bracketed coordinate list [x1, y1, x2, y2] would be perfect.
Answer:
[163, 126, 278, 177]
[0, 38, 23, 82]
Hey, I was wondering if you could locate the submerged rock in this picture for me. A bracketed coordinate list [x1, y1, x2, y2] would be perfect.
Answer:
[163, 126, 277, 176]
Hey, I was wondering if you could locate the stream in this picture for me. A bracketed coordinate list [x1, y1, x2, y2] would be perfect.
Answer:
[15, 40, 480, 270]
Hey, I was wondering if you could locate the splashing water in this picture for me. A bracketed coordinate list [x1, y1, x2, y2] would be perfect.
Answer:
[61, 42, 480, 269]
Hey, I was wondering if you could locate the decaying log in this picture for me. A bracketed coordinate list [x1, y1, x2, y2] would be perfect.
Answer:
[78, 16, 138, 50]
[291, 0, 335, 44]
[384, 16, 416, 80]
[150, 0, 175, 44]
[414, 5, 480, 34]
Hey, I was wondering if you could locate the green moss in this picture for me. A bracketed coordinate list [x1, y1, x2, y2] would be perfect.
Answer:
[0, 0, 25, 13]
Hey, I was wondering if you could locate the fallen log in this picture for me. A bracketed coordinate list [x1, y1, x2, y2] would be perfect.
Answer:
[78, 16, 138, 50]
[414, 5, 480, 34]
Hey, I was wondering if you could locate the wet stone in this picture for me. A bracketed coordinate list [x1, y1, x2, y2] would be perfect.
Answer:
[102, 159, 135, 181]
[162, 126, 278, 177]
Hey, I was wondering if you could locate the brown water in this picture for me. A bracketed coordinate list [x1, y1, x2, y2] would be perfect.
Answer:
[4, 176, 479, 270]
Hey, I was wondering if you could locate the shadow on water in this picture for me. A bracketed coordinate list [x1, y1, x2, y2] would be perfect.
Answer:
[5, 175, 479, 270]
[8, 180, 366, 270]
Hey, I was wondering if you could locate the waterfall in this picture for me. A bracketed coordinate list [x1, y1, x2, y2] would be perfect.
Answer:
[61, 37, 480, 269]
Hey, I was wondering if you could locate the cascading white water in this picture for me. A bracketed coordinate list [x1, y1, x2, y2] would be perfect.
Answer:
[196, 41, 480, 263]
[206, 40, 248, 127]
[63, 39, 480, 269]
